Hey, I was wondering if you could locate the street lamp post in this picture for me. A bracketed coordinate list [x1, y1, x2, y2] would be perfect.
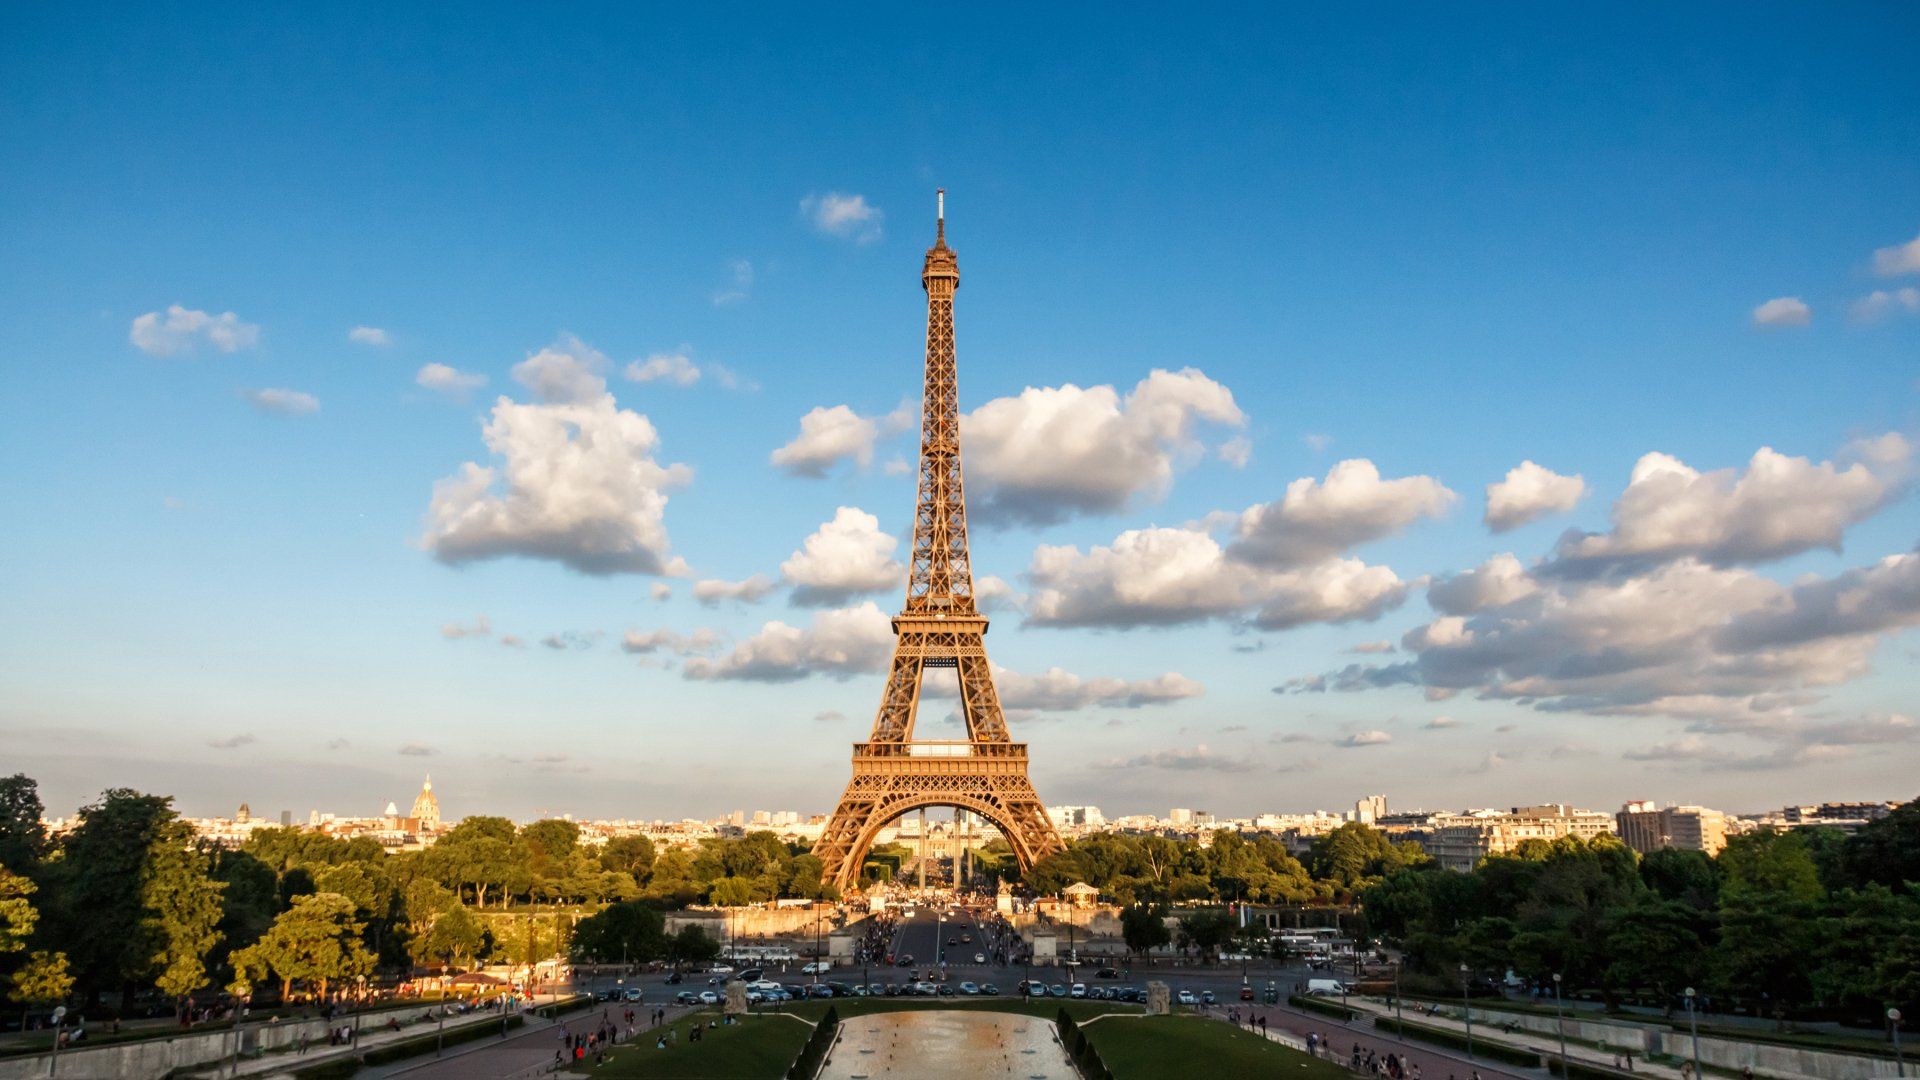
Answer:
[435, 995, 446, 1058]
[1890, 1008, 1906, 1079]
[1553, 973, 1569, 1078]
[48, 1005, 66, 1079]
[1684, 988, 1702, 1080]
[1460, 963, 1474, 1061]
[1394, 962, 1404, 1031]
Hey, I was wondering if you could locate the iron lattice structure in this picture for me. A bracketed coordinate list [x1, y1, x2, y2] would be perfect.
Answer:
[813, 195, 1066, 893]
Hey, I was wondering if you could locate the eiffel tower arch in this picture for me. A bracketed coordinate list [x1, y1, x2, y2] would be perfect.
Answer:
[813, 193, 1066, 894]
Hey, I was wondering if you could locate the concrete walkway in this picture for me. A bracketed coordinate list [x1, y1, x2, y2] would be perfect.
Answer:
[1346, 996, 1682, 1080]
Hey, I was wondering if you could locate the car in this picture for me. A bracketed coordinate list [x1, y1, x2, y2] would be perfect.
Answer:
[708, 964, 733, 974]
[739, 968, 764, 982]
[801, 961, 832, 975]
[1176, 990, 1197, 1005]
[665, 972, 684, 985]
[981, 983, 1000, 995]
[624, 988, 644, 1002]
[1070, 983, 1087, 998]
[947, 937, 958, 946]
[896, 955, 914, 967]
[959, 981, 979, 995]
[937, 984, 955, 996]
[1095, 968, 1120, 979]
[1201, 990, 1216, 1005]
[596, 989, 620, 1002]
[810, 985, 833, 999]
[675, 991, 698, 1005]
[1240, 986, 1255, 1001]
[698, 991, 719, 1005]
[962, 934, 972, 943]
[1048, 984, 1067, 998]
[973, 952, 986, 963]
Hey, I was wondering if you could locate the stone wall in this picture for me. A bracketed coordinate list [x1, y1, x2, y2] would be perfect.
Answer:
[0, 1004, 453, 1080]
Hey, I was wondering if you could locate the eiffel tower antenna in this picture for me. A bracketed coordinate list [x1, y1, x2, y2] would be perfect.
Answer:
[812, 193, 1066, 893]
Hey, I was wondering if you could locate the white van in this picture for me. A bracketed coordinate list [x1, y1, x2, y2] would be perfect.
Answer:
[801, 961, 833, 975]
[1305, 978, 1350, 996]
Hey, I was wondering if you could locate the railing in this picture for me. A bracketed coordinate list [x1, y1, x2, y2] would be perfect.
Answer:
[854, 741, 1027, 759]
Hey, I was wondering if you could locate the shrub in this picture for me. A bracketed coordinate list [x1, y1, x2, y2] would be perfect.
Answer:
[1372, 1016, 1543, 1068]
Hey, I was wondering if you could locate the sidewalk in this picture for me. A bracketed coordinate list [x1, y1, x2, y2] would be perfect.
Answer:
[1347, 996, 1682, 1080]
[197, 1001, 544, 1079]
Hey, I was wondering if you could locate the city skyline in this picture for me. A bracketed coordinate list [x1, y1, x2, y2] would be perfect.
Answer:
[4, 7, 1920, 822]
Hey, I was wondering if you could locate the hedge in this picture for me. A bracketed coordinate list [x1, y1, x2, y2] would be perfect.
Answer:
[787, 1004, 839, 1079]
[1371, 1016, 1544, 1068]
[1547, 1055, 1640, 1080]
[1057, 1008, 1116, 1080]
[534, 994, 594, 1019]
[1289, 994, 1362, 1021]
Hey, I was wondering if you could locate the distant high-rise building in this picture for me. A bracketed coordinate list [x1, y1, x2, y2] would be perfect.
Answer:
[279, 810, 292, 827]
[1356, 795, 1388, 824]
[409, 776, 441, 832]
[1618, 801, 1728, 856]
[1169, 808, 1194, 825]
[235, 802, 251, 824]
[1424, 804, 1616, 872]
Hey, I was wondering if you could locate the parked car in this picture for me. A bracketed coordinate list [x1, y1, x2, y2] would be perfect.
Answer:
[624, 988, 644, 1002]
[1176, 990, 1197, 1005]
[675, 991, 698, 1005]
[981, 984, 1001, 995]
[1048, 984, 1067, 998]
[1070, 983, 1088, 998]
[1201, 990, 1216, 1005]
[959, 982, 979, 995]
[698, 991, 719, 1005]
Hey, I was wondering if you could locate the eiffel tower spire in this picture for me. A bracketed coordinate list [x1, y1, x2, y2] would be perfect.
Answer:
[811, 192, 1065, 894]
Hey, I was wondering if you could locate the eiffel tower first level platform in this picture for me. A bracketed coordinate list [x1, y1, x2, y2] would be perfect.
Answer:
[813, 192, 1066, 893]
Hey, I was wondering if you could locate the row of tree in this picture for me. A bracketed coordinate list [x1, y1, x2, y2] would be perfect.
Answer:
[1361, 800, 1920, 1024]
[1020, 821, 1425, 904]
[0, 775, 827, 1018]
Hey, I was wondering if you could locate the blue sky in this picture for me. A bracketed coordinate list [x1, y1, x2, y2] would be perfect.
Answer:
[3, 5, 1917, 822]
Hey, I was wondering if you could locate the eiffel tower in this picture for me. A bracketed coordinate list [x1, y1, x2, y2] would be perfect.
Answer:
[813, 192, 1066, 894]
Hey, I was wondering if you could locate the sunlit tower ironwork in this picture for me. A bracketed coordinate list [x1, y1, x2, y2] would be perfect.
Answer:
[812, 192, 1066, 893]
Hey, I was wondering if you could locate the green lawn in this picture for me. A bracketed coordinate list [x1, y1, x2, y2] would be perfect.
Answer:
[591, 1010, 812, 1079]
[1084, 1015, 1353, 1080]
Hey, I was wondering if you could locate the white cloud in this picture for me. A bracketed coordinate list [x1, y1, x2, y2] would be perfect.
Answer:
[625, 352, 701, 387]
[926, 664, 1204, 711]
[683, 602, 893, 682]
[399, 742, 436, 757]
[1349, 640, 1396, 654]
[780, 506, 904, 606]
[712, 259, 754, 306]
[649, 583, 673, 602]
[771, 404, 908, 477]
[129, 305, 261, 355]
[511, 334, 610, 405]
[974, 575, 1021, 613]
[1027, 526, 1412, 630]
[348, 326, 392, 347]
[1872, 231, 1920, 276]
[801, 192, 883, 243]
[620, 627, 720, 656]
[1849, 287, 1920, 324]
[961, 368, 1245, 524]
[1229, 459, 1455, 568]
[1340, 730, 1393, 747]
[1428, 553, 1540, 616]
[441, 615, 492, 640]
[1485, 461, 1585, 532]
[207, 733, 257, 749]
[1752, 296, 1811, 328]
[692, 575, 776, 606]
[416, 363, 488, 398]
[541, 631, 600, 650]
[419, 346, 693, 576]
[1425, 716, 1459, 729]
[1304, 433, 1333, 453]
[244, 388, 319, 415]
[499, 634, 526, 649]
[1217, 437, 1253, 469]
[1094, 744, 1255, 773]
[1549, 438, 1910, 574]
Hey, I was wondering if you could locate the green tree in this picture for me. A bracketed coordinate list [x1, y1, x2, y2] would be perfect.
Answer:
[0, 775, 49, 872]
[231, 892, 374, 1000]
[1120, 905, 1171, 958]
[598, 835, 656, 879]
[667, 924, 719, 965]
[1310, 823, 1425, 895]
[44, 788, 178, 1005]
[1601, 896, 1709, 1013]
[0, 869, 36, 954]
[1174, 910, 1236, 958]
[571, 901, 667, 963]
[9, 950, 72, 1018]
[422, 901, 484, 972]
[1835, 801, 1920, 893]
[1640, 848, 1720, 911]
[1719, 830, 1825, 906]
[142, 826, 226, 1016]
